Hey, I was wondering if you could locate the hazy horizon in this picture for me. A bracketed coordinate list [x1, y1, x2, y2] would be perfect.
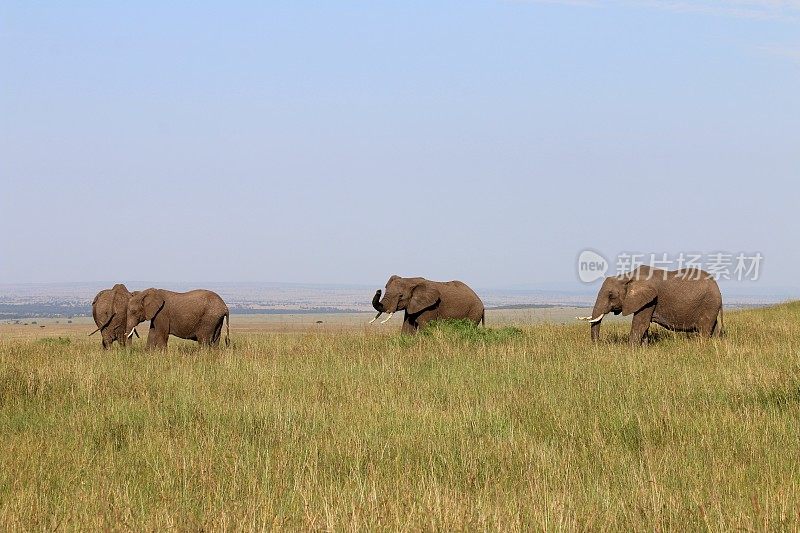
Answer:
[1, 278, 796, 297]
[2, 1, 798, 288]
[1, 278, 790, 322]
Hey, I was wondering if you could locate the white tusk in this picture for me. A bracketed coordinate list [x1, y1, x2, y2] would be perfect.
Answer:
[368, 316, 379, 324]
[126, 329, 136, 338]
[576, 314, 605, 323]
[380, 312, 394, 324]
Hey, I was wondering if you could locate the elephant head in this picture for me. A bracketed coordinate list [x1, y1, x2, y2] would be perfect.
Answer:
[88, 284, 139, 347]
[370, 275, 441, 324]
[580, 270, 658, 341]
[126, 288, 166, 339]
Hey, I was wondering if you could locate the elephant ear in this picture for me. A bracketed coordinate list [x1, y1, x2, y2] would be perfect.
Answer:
[111, 287, 127, 318]
[407, 284, 440, 315]
[143, 291, 166, 321]
[622, 281, 657, 316]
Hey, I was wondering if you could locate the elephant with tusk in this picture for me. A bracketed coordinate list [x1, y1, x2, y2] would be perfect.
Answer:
[369, 275, 485, 334]
[89, 284, 139, 349]
[580, 265, 723, 346]
[126, 288, 230, 349]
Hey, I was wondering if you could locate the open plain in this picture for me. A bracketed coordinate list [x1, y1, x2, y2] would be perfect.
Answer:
[1, 304, 798, 529]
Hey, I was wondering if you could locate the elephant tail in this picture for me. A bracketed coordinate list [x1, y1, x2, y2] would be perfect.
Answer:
[88, 312, 115, 336]
[716, 307, 724, 337]
[224, 311, 231, 347]
[480, 310, 485, 327]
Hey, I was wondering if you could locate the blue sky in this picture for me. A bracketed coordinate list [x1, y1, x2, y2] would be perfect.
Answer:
[1, 1, 798, 289]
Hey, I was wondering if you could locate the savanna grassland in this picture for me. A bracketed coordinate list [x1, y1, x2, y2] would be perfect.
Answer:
[1, 304, 799, 531]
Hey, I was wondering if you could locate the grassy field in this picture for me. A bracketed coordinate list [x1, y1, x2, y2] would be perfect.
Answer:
[1, 304, 799, 530]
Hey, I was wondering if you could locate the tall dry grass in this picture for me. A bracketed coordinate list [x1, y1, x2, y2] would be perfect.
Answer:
[1, 304, 799, 530]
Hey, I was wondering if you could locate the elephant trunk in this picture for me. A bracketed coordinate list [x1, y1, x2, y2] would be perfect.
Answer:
[589, 300, 606, 342]
[123, 326, 139, 346]
[125, 316, 139, 341]
[372, 290, 384, 312]
[590, 320, 602, 342]
[368, 290, 385, 324]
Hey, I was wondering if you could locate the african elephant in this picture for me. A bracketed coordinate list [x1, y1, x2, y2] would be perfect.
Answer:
[125, 288, 230, 349]
[89, 284, 138, 348]
[370, 275, 485, 334]
[578, 265, 723, 346]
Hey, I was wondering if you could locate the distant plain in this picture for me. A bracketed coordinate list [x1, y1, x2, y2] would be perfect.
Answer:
[1, 303, 799, 529]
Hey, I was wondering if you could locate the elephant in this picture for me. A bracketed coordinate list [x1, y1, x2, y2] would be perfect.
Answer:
[578, 265, 723, 346]
[370, 275, 485, 334]
[89, 284, 139, 348]
[125, 288, 230, 349]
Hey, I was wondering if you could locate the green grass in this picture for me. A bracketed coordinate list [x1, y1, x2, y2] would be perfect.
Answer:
[419, 318, 524, 343]
[1, 304, 800, 530]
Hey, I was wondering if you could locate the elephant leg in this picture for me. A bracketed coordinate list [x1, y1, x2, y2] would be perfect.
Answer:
[146, 324, 169, 350]
[699, 317, 716, 337]
[412, 310, 439, 332]
[210, 316, 225, 347]
[152, 334, 169, 349]
[711, 318, 722, 337]
[629, 306, 655, 347]
[197, 330, 216, 347]
[415, 315, 432, 330]
[195, 316, 223, 347]
[401, 318, 417, 334]
[100, 331, 113, 350]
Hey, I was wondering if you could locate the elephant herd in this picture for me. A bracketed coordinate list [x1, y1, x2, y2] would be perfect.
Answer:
[90, 285, 229, 349]
[90, 267, 724, 349]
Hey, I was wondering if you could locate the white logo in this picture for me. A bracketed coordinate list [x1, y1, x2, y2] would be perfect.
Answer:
[577, 250, 608, 283]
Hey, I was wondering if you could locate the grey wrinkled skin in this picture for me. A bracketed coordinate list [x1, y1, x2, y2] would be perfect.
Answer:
[126, 288, 230, 350]
[588, 265, 723, 346]
[90, 284, 136, 349]
[372, 275, 485, 334]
